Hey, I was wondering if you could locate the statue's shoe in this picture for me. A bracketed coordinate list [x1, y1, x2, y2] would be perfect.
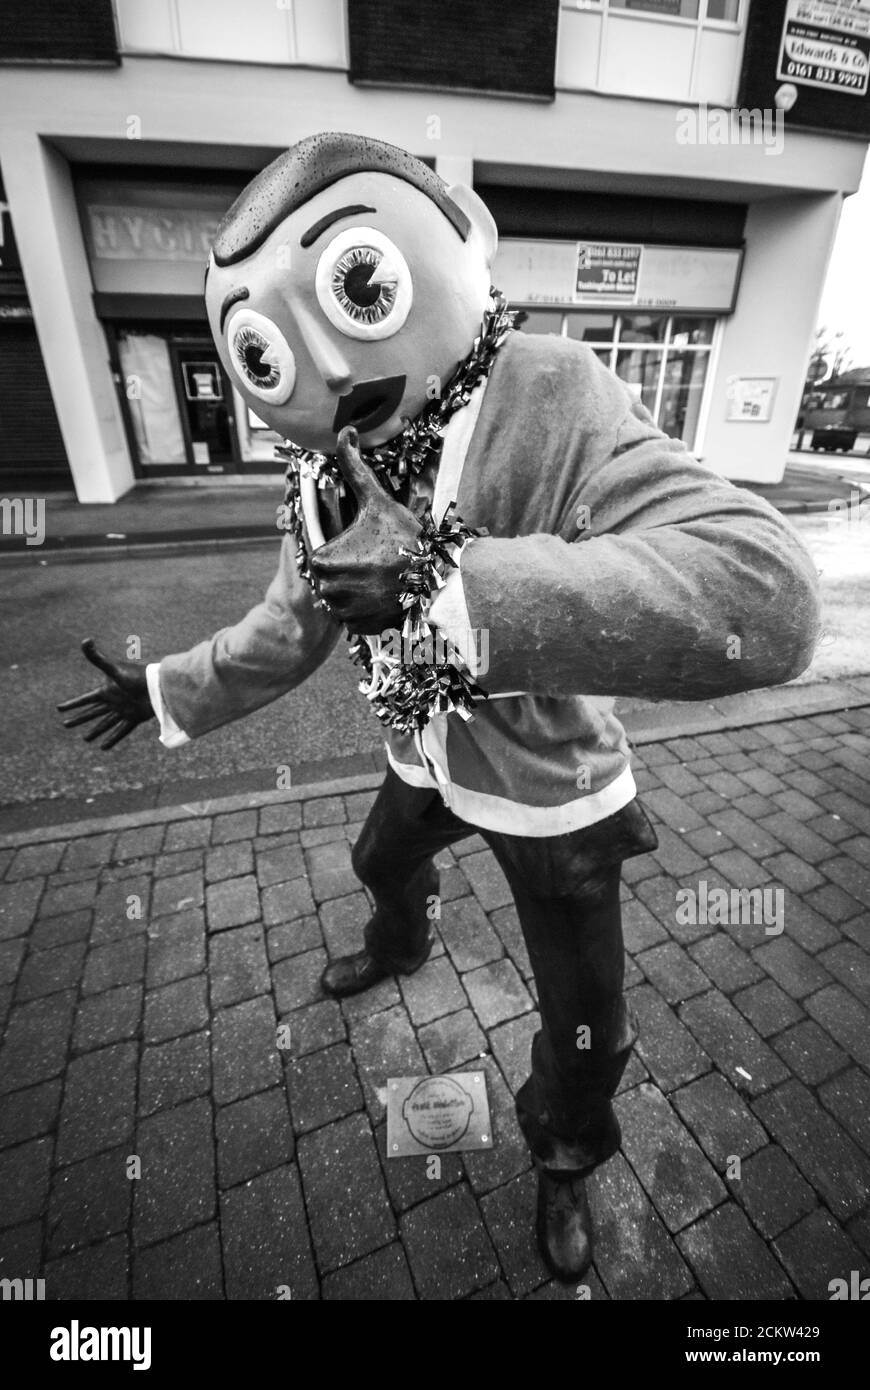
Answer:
[535, 1167, 593, 1283]
[321, 941, 432, 999]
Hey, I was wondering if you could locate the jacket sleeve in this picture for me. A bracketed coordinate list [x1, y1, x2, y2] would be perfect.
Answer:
[158, 533, 341, 738]
[459, 376, 822, 702]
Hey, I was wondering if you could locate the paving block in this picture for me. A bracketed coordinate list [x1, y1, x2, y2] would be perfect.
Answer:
[621, 897, 668, 953]
[771, 1019, 849, 1086]
[461, 850, 514, 912]
[819, 1067, 870, 1151]
[261, 877, 316, 926]
[151, 870, 204, 918]
[676, 1202, 794, 1300]
[82, 938, 146, 996]
[145, 909, 205, 988]
[298, 1111, 394, 1273]
[286, 1041, 363, 1133]
[0, 1077, 62, 1149]
[46, 1146, 131, 1255]
[205, 875, 259, 932]
[322, 1241, 416, 1300]
[773, 1208, 868, 1302]
[305, 838, 359, 902]
[481, 1168, 551, 1297]
[216, 1086, 294, 1188]
[462, 957, 532, 1030]
[438, 896, 504, 972]
[56, 1041, 137, 1165]
[211, 809, 258, 845]
[400, 1183, 500, 1300]
[350, 1004, 426, 1121]
[221, 1164, 318, 1300]
[162, 819, 211, 852]
[729, 1144, 816, 1240]
[7, 842, 65, 880]
[679, 989, 789, 1097]
[804, 984, 870, 1071]
[212, 994, 281, 1104]
[671, 1071, 767, 1170]
[271, 947, 328, 1013]
[752, 1079, 870, 1220]
[818, 941, 870, 1008]
[616, 1084, 725, 1232]
[134, 1097, 215, 1246]
[281, 999, 346, 1058]
[144, 975, 208, 1044]
[628, 984, 711, 1093]
[0, 990, 76, 1093]
[133, 1222, 223, 1300]
[587, 1152, 694, 1300]
[462, 1058, 530, 1197]
[258, 802, 302, 836]
[267, 916, 323, 963]
[209, 924, 270, 1009]
[689, 934, 764, 994]
[205, 841, 254, 885]
[16, 941, 86, 1001]
[45, 1235, 129, 1301]
[138, 1032, 211, 1116]
[0, 880, 45, 940]
[318, 892, 368, 958]
[488, 1011, 540, 1094]
[400, 954, 467, 1026]
[0, 1134, 52, 1228]
[731, 979, 803, 1038]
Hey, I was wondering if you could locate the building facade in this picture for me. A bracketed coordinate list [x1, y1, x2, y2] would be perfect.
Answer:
[0, 0, 868, 501]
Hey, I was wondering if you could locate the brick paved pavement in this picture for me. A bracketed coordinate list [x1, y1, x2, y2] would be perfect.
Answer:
[1, 702, 869, 1300]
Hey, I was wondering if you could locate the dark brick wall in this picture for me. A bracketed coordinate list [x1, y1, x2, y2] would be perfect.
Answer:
[739, 0, 870, 138]
[0, 0, 118, 65]
[348, 0, 559, 99]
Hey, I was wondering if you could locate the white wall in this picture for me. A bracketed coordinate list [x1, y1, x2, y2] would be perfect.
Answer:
[701, 193, 844, 482]
[0, 134, 134, 502]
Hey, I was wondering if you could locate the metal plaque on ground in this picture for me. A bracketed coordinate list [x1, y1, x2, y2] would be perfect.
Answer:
[386, 1072, 493, 1158]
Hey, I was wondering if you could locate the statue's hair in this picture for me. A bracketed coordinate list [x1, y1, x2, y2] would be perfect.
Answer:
[212, 132, 470, 267]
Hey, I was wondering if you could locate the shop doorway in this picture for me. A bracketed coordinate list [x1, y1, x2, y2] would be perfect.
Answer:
[171, 338, 234, 469]
[109, 324, 284, 477]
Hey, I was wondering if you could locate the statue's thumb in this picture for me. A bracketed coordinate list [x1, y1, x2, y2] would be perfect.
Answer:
[334, 425, 379, 503]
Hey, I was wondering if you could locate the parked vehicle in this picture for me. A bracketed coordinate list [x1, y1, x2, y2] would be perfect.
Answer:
[801, 371, 870, 453]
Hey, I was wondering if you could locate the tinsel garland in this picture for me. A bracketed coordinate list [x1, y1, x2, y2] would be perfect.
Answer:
[275, 288, 515, 733]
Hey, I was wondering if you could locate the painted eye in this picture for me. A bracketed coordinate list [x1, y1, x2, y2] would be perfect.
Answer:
[227, 308, 296, 403]
[315, 226, 412, 340]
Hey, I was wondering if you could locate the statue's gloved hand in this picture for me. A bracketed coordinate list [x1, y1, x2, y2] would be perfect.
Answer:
[309, 425, 422, 635]
[57, 638, 155, 750]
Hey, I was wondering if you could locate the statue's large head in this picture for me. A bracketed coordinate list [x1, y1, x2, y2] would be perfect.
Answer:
[205, 132, 498, 453]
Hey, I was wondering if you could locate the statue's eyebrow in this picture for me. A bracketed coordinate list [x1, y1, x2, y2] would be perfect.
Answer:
[300, 204, 376, 248]
[219, 285, 250, 332]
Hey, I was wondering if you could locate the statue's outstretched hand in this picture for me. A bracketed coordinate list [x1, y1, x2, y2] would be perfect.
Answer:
[57, 638, 155, 750]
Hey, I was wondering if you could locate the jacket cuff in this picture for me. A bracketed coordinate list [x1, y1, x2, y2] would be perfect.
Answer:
[426, 556, 482, 677]
[146, 663, 190, 749]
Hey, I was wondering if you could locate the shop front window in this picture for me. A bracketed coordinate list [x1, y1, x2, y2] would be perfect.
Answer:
[518, 310, 717, 451]
[117, 331, 186, 465]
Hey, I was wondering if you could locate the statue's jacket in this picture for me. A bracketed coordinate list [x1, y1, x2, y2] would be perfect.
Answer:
[158, 331, 821, 837]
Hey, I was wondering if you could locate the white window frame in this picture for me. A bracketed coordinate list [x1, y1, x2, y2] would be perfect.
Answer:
[516, 307, 719, 453]
[559, 0, 745, 28]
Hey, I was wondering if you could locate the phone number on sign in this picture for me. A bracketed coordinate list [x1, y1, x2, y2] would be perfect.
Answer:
[784, 59, 866, 87]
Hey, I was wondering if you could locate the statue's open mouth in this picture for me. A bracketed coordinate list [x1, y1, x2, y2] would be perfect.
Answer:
[332, 375, 406, 435]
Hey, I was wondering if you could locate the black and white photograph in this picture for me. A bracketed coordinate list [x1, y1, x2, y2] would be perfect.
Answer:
[0, 0, 869, 1348]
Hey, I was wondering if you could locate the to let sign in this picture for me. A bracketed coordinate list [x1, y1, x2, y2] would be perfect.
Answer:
[576, 243, 643, 301]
